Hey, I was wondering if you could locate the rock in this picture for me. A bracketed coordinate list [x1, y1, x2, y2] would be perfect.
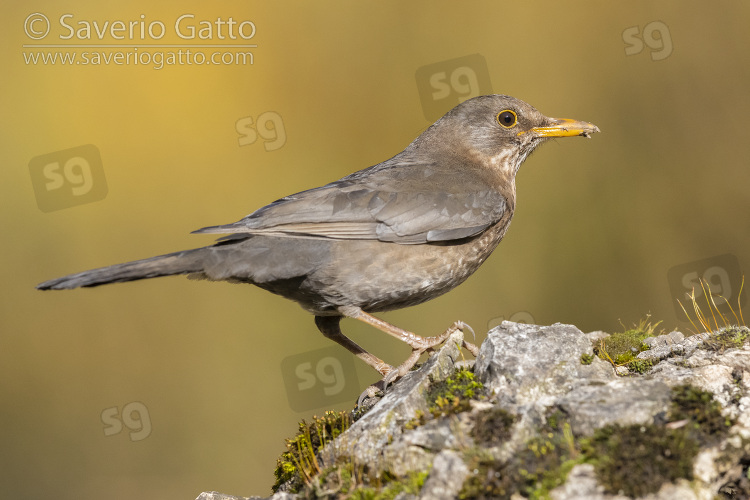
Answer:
[557, 379, 672, 435]
[418, 450, 469, 499]
[474, 322, 611, 402]
[549, 464, 619, 500]
[195, 492, 296, 500]
[198, 321, 750, 499]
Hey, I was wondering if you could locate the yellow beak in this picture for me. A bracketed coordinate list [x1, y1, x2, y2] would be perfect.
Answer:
[520, 118, 600, 138]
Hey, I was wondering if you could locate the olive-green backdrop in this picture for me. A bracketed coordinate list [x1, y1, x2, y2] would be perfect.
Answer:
[2, 2, 748, 498]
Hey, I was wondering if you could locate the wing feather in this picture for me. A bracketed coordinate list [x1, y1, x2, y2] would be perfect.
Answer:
[193, 163, 507, 244]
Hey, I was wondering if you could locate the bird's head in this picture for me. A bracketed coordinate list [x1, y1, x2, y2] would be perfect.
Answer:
[413, 94, 599, 178]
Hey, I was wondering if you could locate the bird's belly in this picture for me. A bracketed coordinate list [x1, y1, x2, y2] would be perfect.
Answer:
[304, 227, 505, 314]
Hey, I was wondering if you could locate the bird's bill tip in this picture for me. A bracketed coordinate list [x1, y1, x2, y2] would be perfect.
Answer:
[522, 118, 600, 139]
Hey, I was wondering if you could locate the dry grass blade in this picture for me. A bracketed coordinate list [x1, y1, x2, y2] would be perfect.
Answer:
[678, 276, 746, 335]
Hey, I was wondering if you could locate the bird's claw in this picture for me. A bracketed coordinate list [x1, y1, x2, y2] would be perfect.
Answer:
[449, 320, 479, 355]
[357, 381, 385, 409]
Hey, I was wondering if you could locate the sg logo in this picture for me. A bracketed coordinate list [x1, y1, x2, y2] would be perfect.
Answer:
[236, 111, 286, 151]
[488, 311, 535, 331]
[415, 54, 493, 122]
[280, 346, 360, 412]
[101, 401, 152, 442]
[622, 21, 673, 61]
[28, 144, 107, 212]
[668, 254, 746, 319]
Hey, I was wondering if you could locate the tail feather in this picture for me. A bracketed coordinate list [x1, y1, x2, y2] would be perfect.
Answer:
[37, 248, 208, 290]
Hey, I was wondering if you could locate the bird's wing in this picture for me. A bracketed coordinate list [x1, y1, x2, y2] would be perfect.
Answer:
[193, 163, 507, 245]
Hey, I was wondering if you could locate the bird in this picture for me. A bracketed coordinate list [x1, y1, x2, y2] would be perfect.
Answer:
[37, 95, 599, 398]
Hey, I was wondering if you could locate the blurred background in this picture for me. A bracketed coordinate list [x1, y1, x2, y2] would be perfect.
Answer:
[2, 2, 749, 498]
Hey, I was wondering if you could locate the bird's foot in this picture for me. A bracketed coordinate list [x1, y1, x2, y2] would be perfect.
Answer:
[402, 320, 479, 356]
[355, 320, 480, 410]
[355, 358, 409, 409]
[357, 380, 386, 409]
[383, 321, 480, 385]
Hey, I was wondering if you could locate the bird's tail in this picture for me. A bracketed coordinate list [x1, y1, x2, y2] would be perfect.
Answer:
[36, 247, 209, 290]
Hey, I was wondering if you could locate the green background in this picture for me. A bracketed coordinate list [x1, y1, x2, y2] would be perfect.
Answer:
[2, 2, 748, 498]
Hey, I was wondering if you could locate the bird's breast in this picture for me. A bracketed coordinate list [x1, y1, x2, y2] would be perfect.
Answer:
[304, 211, 513, 314]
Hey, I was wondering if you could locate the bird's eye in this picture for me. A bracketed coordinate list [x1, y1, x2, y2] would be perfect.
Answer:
[496, 110, 518, 128]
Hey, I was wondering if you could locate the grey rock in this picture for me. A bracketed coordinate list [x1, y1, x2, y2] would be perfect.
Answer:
[549, 464, 622, 500]
[196, 492, 296, 500]
[202, 321, 750, 500]
[614, 365, 630, 376]
[196, 493, 250, 500]
[418, 450, 469, 499]
[475, 322, 611, 403]
[637, 331, 710, 361]
[637, 326, 750, 363]
[557, 379, 672, 435]
[642, 331, 685, 348]
[393, 494, 418, 500]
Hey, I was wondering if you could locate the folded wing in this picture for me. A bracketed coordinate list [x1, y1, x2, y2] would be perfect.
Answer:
[193, 163, 507, 245]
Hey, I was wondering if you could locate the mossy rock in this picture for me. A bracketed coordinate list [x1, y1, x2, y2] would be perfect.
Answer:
[583, 424, 699, 497]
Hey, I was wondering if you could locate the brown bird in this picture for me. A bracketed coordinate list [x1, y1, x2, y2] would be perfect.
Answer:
[37, 95, 599, 397]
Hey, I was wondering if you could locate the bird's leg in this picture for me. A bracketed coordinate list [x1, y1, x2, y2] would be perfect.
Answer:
[316, 315, 396, 406]
[314, 315, 393, 377]
[339, 305, 479, 380]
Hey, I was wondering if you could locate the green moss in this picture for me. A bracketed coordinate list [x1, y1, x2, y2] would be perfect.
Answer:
[580, 353, 594, 365]
[461, 412, 582, 500]
[348, 470, 429, 500]
[544, 409, 567, 433]
[593, 317, 664, 368]
[593, 330, 648, 365]
[273, 409, 431, 497]
[582, 424, 698, 497]
[472, 408, 516, 446]
[426, 368, 484, 414]
[272, 410, 351, 493]
[701, 326, 750, 352]
[670, 385, 733, 440]
[409, 367, 485, 429]
[626, 358, 653, 374]
[307, 461, 428, 499]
